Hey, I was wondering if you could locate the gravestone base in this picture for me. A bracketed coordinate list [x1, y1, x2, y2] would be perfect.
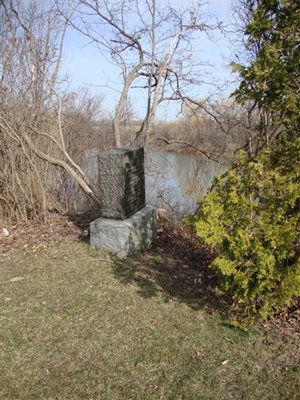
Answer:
[90, 206, 156, 257]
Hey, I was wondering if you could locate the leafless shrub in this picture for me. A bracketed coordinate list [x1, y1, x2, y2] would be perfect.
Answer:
[0, 0, 101, 223]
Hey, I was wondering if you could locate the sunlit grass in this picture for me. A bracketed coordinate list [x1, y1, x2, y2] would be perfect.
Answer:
[1, 241, 299, 399]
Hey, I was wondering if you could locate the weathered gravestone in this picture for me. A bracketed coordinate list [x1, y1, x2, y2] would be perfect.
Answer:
[90, 147, 156, 257]
[97, 147, 146, 219]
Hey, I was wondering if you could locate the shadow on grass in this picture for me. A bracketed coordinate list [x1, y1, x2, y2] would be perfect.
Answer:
[68, 212, 227, 315]
[111, 220, 228, 314]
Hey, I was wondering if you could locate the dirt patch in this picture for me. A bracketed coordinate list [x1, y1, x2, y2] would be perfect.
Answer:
[0, 214, 82, 255]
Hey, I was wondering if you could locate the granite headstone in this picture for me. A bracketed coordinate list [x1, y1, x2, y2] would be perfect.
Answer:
[98, 147, 145, 219]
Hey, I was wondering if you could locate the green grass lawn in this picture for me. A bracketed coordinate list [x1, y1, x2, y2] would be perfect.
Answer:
[1, 239, 299, 400]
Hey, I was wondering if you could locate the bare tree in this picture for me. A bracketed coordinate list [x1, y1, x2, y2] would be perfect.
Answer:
[66, 0, 220, 147]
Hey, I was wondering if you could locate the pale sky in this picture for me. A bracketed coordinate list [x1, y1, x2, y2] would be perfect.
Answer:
[62, 0, 236, 120]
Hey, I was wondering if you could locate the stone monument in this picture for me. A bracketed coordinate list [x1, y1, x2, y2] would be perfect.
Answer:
[90, 147, 156, 257]
[97, 147, 146, 219]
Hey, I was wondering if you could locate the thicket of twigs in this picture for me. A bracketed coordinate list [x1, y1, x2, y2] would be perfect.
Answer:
[0, 1, 65, 222]
[0, 1, 103, 222]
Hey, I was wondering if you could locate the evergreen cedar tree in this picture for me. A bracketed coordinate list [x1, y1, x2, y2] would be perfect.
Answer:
[186, 0, 300, 323]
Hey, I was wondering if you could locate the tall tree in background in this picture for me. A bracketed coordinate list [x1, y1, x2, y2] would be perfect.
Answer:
[188, 0, 300, 322]
[69, 0, 220, 147]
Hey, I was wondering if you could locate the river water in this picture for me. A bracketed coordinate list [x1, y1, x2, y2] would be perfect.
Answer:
[66, 150, 226, 218]
[146, 152, 225, 217]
